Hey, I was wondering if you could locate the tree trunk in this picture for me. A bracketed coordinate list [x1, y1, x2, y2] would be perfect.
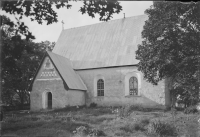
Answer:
[170, 90, 176, 108]
[20, 92, 24, 109]
[17, 91, 25, 109]
[198, 52, 200, 103]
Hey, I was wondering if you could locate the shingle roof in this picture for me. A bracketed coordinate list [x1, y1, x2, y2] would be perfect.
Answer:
[53, 15, 148, 69]
[47, 51, 87, 91]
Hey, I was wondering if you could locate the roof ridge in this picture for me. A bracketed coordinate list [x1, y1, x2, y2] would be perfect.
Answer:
[48, 51, 69, 60]
[47, 51, 87, 91]
[48, 51, 74, 68]
[63, 14, 147, 31]
[54, 14, 148, 69]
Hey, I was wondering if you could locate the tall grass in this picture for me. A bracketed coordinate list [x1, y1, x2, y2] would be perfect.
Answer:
[120, 118, 150, 133]
[3, 106, 197, 137]
[147, 120, 177, 137]
[120, 118, 177, 137]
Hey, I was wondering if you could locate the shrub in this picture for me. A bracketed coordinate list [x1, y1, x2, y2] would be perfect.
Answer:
[120, 118, 150, 133]
[89, 102, 97, 108]
[88, 128, 106, 136]
[53, 105, 71, 112]
[73, 126, 87, 137]
[73, 126, 106, 137]
[118, 105, 162, 114]
[134, 123, 145, 131]
[184, 106, 198, 114]
[94, 108, 112, 116]
[6, 117, 19, 123]
[134, 119, 150, 131]
[140, 118, 150, 125]
[147, 120, 177, 137]
[114, 105, 133, 118]
[196, 103, 200, 111]
[120, 123, 134, 133]
[118, 107, 128, 118]
[30, 116, 40, 121]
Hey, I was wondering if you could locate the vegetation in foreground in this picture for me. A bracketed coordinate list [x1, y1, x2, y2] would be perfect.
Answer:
[2, 105, 200, 137]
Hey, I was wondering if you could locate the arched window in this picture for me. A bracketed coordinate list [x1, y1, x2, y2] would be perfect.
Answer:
[97, 79, 104, 96]
[129, 77, 138, 95]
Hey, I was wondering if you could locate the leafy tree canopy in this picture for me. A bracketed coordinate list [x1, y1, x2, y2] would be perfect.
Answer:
[1, 15, 55, 106]
[136, 1, 200, 105]
[1, 0, 122, 106]
[1, 0, 122, 39]
[2, 0, 122, 23]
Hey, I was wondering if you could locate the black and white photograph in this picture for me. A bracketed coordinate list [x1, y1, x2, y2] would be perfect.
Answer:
[0, 1, 200, 136]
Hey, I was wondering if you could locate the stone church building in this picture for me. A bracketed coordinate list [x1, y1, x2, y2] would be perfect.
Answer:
[30, 15, 171, 111]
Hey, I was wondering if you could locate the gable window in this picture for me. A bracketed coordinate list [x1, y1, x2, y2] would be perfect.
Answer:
[97, 79, 104, 96]
[129, 77, 138, 95]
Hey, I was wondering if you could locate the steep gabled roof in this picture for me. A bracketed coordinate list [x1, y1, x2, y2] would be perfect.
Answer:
[47, 51, 87, 91]
[53, 15, 148, 69]
[29, 51, 87, 91]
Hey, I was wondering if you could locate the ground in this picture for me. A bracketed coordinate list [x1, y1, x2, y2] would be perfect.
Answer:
[1, 106, 200, 137]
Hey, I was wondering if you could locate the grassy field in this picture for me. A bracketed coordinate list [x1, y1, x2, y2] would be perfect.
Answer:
[1, 106, 200, 137]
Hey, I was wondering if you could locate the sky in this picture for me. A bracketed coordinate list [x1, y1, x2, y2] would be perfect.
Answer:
[1, 1, 153, 43]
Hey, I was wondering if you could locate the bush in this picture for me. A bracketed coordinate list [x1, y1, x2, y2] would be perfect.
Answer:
[111, 105, 163, 117]
[134, 123, 145, 131]
[118, 106, 129, 118]
[53, 105, 85, 112]
[120, 123, 135, 133]
[147, 120, 177, 137]
[89, 102, 97, 108]
[134, 119, 150, 131]
[6, 117, 19, 123]
[88, 128, 106, 136]
[73, 126, 106, 137]
[140, 118, 150, 125]
[184, 106, 198, 114]
[120, 105, 162, 113]
[114, 105, 133, 118]
[120, 119, 150, 133]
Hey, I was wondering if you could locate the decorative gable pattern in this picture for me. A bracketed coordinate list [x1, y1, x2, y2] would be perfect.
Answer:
[40, 57, 57, 77]
[29, 52, 87, 91]
[40, 71, 57, 77]
[35, 57, 60, 80]
[47, 51, 87, 91]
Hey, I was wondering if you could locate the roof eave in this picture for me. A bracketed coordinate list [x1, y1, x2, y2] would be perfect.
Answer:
[28, 51, 71, 91]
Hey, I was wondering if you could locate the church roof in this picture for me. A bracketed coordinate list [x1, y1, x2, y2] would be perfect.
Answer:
[53, 15, 148, 69]
[29, 51, 87, 91]
[47, 51, 87, 91]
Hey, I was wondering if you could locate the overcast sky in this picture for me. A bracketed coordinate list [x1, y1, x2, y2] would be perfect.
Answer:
[1, 1, 153, 43]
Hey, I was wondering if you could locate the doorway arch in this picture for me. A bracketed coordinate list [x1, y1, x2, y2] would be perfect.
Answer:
[43, 91, 52, 109]
[47, 92, 52, 109]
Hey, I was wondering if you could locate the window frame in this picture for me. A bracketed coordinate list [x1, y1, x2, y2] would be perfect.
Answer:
[97, 79, 104, 96]
[129, 76, 138, 96]
[125, 72, 141, 97]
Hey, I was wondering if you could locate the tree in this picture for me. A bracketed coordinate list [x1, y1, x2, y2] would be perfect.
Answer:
[1, 0, 122, 39]
[2, 38, 53, 106]
[1, 16, 55, 106]
[136, 1, 200, 107]
[1, 0, 122, 106]
[1, 0, 122, 22]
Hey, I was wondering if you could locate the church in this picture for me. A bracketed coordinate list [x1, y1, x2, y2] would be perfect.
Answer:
[30, 15, 171, 111]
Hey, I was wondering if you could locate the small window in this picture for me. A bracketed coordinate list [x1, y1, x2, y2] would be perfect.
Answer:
[97, 79, 104, 96]
[129, 77, 138, 95]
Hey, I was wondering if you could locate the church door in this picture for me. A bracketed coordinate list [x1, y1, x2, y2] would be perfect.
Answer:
[47, 92, 52, 109]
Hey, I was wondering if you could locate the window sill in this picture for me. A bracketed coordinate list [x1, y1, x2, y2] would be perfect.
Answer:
[125, 95, 141, 98]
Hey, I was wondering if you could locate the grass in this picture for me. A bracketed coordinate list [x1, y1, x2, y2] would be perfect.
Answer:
[1, 106, 200, 137]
